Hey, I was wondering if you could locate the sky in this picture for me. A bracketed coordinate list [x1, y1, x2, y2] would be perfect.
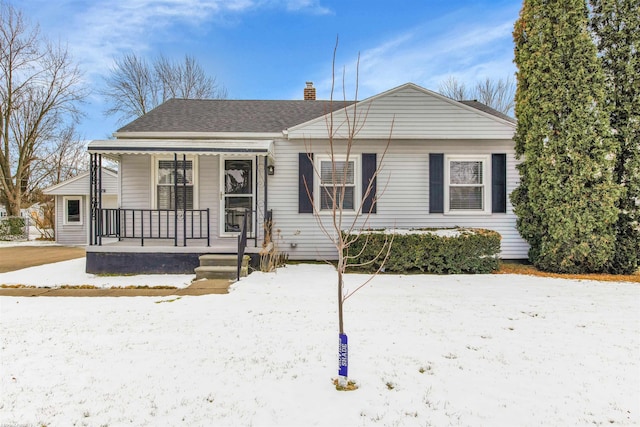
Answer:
[15, 0, 521, 140]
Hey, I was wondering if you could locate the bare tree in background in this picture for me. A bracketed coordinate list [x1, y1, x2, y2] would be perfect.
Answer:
[0, 2, 85, 216]
[439, 75, 515, 116]
[103, 53, 227, 124]
[438, 75, 468, 102]
[473, 77, 516, 116]
[27, 125, 88, 240]
[303, 40, 393, 389]
[102, 53, 158, 122]
[155, 54, 227, 101]
[37, 125, 88, 188]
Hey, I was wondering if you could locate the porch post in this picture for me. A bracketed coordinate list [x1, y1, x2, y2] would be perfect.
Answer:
[89, 153, 95, 245]
[182, 154, 187, 247]
[98, 156, 102, 245]
[254, 155, 258, 246]
[173, 153, 178, 247]
[89, 153, 102, 246]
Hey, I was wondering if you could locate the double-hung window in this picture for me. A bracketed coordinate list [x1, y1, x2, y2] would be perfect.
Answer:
[157, 158, 194, 210]
[319, 157, 356, 211]
[446, 156, 490, 213]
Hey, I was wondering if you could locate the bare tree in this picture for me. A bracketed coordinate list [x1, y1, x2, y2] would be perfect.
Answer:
[0, 2, 85, 216]
[303, 41, 393, 389]
[438, 75, 470, 101]
[35, 125, 88, 188]
[473, 77, 516, 116]
[155, 54, 227, 101]
[103, 53, 227, 124]
[102, 53, 158, 122]
[438, 75, 516, 116]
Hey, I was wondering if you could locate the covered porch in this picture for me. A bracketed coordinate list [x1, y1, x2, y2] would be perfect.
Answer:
[86, 139, 274, 274]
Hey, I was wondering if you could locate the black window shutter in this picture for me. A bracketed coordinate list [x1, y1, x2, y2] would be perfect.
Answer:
[429, 153, 444, 213]
[362, 153, 377, 214]
[492, 154, 507, 213]
[299, 153, 314, 213]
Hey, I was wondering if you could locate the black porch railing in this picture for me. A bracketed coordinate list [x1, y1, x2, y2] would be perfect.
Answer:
[96, 208, 210, 247]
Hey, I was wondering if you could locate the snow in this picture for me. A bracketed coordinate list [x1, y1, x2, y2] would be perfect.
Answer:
[349, 228, 468, 237]
[0, 258, 194, 288]
[1, 263, 639, 426]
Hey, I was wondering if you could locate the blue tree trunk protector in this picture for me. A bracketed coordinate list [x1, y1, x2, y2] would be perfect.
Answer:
[338, 333, 348, 377]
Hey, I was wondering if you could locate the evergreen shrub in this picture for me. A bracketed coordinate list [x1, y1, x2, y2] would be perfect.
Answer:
[0, 216, 26, 240]
[344, 228, 501, 274]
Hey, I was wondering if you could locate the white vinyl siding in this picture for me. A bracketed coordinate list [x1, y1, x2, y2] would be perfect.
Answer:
[278, 85, 524, 259]
[54, 195, 88, 245]
[287, 85, 515, 140]
[198, 155, 220, 239]
[110, 153, 265, 244]
[270, 138, 528, 260]
[121, 155, 151, 209]
[44, 169, 118, 245]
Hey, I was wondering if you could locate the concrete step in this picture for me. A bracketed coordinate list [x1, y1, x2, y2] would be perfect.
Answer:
[199, 254, 249, 268]
[194, 265, 248, 281]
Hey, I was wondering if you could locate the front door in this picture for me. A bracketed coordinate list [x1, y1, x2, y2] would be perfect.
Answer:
[220, 158, 254, 237]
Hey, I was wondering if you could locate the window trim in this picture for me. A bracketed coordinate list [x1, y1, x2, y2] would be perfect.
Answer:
[315, 155, 360, 214]
[444, 155, 491, 215]
[63, 196, 83, 225]
[151, 155, 199, 210]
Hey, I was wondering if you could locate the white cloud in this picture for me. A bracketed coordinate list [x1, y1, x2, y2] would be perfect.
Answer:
[23, 0, 330, 83]
[283, 0, 332, 15]
[67, 0, 255, 75]
[314, 11, 518, 100]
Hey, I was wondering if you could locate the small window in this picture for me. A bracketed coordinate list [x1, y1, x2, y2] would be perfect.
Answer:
[157, 159, 194, 210]
[318, 159, 356, 211]
[446, 156, 489, 213]
[64, 197, 82, 225]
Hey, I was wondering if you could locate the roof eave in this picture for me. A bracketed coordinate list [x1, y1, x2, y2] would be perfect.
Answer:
[113, 131, 283, 139]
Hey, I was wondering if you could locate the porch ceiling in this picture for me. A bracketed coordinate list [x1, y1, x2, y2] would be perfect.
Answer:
[87, 139, 273, 157]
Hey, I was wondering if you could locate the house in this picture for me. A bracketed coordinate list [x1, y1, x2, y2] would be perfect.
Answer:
[44, 169, 118, 245]
[86, 82, 528, 274]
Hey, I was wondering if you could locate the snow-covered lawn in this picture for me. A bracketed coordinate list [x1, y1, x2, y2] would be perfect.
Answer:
[0, 258, 194, 288]
[1, 262, 639, 426]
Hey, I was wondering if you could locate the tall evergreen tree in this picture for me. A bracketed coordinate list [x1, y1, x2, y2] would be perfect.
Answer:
[590, 0, 640, 274]
[511, 0, 620, 273]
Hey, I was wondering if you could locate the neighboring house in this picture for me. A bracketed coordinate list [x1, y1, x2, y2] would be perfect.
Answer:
[44, 169, 118, 245]
[86, 82, 528, 274]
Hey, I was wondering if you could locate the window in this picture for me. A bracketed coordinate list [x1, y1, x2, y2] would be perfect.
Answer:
[157, 158, 194, 210]
[445, 156, 490, 213]
[318, 158, 356, 211]
[64, 197, 82, 225]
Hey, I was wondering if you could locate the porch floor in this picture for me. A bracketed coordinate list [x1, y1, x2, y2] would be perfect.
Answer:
[87, 238, 262, 254]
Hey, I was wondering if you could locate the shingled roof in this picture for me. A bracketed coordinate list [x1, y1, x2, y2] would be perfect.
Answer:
[459, 100, 516, 124]
[117, 99, 355, 134]
[116, 95, 515, 135]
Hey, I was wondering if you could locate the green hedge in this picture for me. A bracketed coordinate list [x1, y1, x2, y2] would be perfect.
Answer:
[0, 216, 26, 240]
[344, 228, 501, 274]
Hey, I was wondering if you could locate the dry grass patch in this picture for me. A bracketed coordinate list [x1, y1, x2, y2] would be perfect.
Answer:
[497, 262, 640, 283]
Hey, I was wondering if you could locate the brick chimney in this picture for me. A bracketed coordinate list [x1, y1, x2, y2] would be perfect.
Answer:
[303, 82, 316, 100]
